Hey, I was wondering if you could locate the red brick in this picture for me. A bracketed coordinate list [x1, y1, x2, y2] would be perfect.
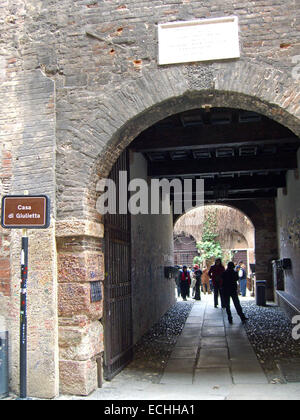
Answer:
[0, 259, 10, 270]
[0, 269, 10, 279]
[0, 281, 10, 296]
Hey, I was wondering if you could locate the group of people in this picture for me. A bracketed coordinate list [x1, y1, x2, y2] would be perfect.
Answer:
[176, 259, 248, 324]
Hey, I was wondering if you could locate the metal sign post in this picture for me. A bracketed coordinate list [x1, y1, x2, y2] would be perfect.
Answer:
[20, 230, 28, 399]
[1, 192, 50, 399]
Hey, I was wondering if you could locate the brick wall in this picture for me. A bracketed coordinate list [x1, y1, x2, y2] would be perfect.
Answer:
[0, 0, 299, 398]
[57, 233, 104, 395]
[0, 25, 58, 396]
[0, 148, 12, 296]
[0, 1, 299, 220]
[35, 0, 299, 221]
[0, 229, 11, 296]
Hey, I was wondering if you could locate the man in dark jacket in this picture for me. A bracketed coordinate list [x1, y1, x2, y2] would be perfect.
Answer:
[208, 258, 225, 308]
[222, 262, 248, 324]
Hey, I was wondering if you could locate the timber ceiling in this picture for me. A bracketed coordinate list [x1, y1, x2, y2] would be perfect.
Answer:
[130, 108, 299, 202]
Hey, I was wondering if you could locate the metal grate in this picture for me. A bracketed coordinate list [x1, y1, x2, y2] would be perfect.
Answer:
[104, 149, 133, 381]
[90, 281, 102, 303]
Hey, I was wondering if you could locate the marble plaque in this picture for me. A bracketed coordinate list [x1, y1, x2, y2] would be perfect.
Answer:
[158, 16, 240, 65]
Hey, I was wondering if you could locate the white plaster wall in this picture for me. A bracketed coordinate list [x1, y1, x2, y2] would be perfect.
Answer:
[130, 152, 176, 344]
[276, 148, 300, 302]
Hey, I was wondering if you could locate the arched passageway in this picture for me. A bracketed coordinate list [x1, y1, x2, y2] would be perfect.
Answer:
[174, 204, 255, 270]
[92, 105, 297, 386]
[56, 82, 300, 396]
[2, 1, 300, 401]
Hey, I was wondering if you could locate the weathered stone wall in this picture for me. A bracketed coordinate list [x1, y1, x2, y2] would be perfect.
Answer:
[56, 225, 104, 396]
[0, 148, 12, 298]
[253, 199, 279, 300]
[0, 1, 59, 397]
[0, 23, 58, 399]
[0, 69, 58, 397]
[54, 0, 300, 221]
[218, 199, 279, 300]
[0, 0, 23, 330]
[0, 0, 299, 398]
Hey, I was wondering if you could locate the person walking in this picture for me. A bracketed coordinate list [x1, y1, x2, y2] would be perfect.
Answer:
[208, 258, 225, 308]
[236, 260, 247, 297]
[177, 265, 191, 301]
[222, 261, 248, 324]
[191, 267, 197, 298]
[192, 264, 202, 301]
[201, 266, 211, 295]
[175, 265, 182, 299]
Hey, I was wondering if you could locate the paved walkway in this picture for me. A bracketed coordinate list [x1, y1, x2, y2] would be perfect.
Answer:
[60, 294, 300, 400]
[161, 296, 268, 387]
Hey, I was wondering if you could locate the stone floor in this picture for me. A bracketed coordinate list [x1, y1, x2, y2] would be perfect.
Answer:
[161, 296, 268, 387]
[60, 294, 300, 400]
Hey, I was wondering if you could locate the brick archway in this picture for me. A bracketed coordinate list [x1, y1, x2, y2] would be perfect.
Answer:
[173, 202, 258, 230]
[56, 60, 300, 396]
[72, 68, 298, 229]
[173, 202, 259, 289]
[56, 60, 300, 224]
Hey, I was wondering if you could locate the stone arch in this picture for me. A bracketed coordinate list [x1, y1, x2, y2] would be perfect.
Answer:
[214, 201, 263, 231]
[173, 201, 258, 230]
[222, 229, 249, 250]
[56, 60, 299, 396]
[173, 203, 255, 261]
[76, 60, 300, 222]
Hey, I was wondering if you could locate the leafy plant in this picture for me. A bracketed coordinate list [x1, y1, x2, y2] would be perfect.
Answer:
[196, 210, 223, 263]
[193, 256, 202, 265]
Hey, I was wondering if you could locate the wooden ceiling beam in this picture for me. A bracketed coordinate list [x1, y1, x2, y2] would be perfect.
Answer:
[149, 152, 297, 177]
[131, 120, 298, 152]
[168, 174, 286, 193]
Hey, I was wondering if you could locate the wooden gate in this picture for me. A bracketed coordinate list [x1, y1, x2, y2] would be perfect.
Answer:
[103, 150, 133, 381]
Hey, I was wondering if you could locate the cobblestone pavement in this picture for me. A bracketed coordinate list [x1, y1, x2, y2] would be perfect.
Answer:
[242, 298, 300, 383]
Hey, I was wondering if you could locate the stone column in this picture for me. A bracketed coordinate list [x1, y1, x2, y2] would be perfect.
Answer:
[56, 220, 104, 396]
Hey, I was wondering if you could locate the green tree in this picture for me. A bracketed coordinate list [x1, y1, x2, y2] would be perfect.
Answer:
[193, 256, 202, 266]
[196, 210, 223, 264]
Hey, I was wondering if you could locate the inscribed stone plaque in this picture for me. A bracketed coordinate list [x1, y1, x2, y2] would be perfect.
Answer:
[158, 16, 240, 65]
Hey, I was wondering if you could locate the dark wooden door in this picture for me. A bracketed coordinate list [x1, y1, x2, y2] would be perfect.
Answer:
[232, 250, 248, 267]
[104, 150, 133, 381]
